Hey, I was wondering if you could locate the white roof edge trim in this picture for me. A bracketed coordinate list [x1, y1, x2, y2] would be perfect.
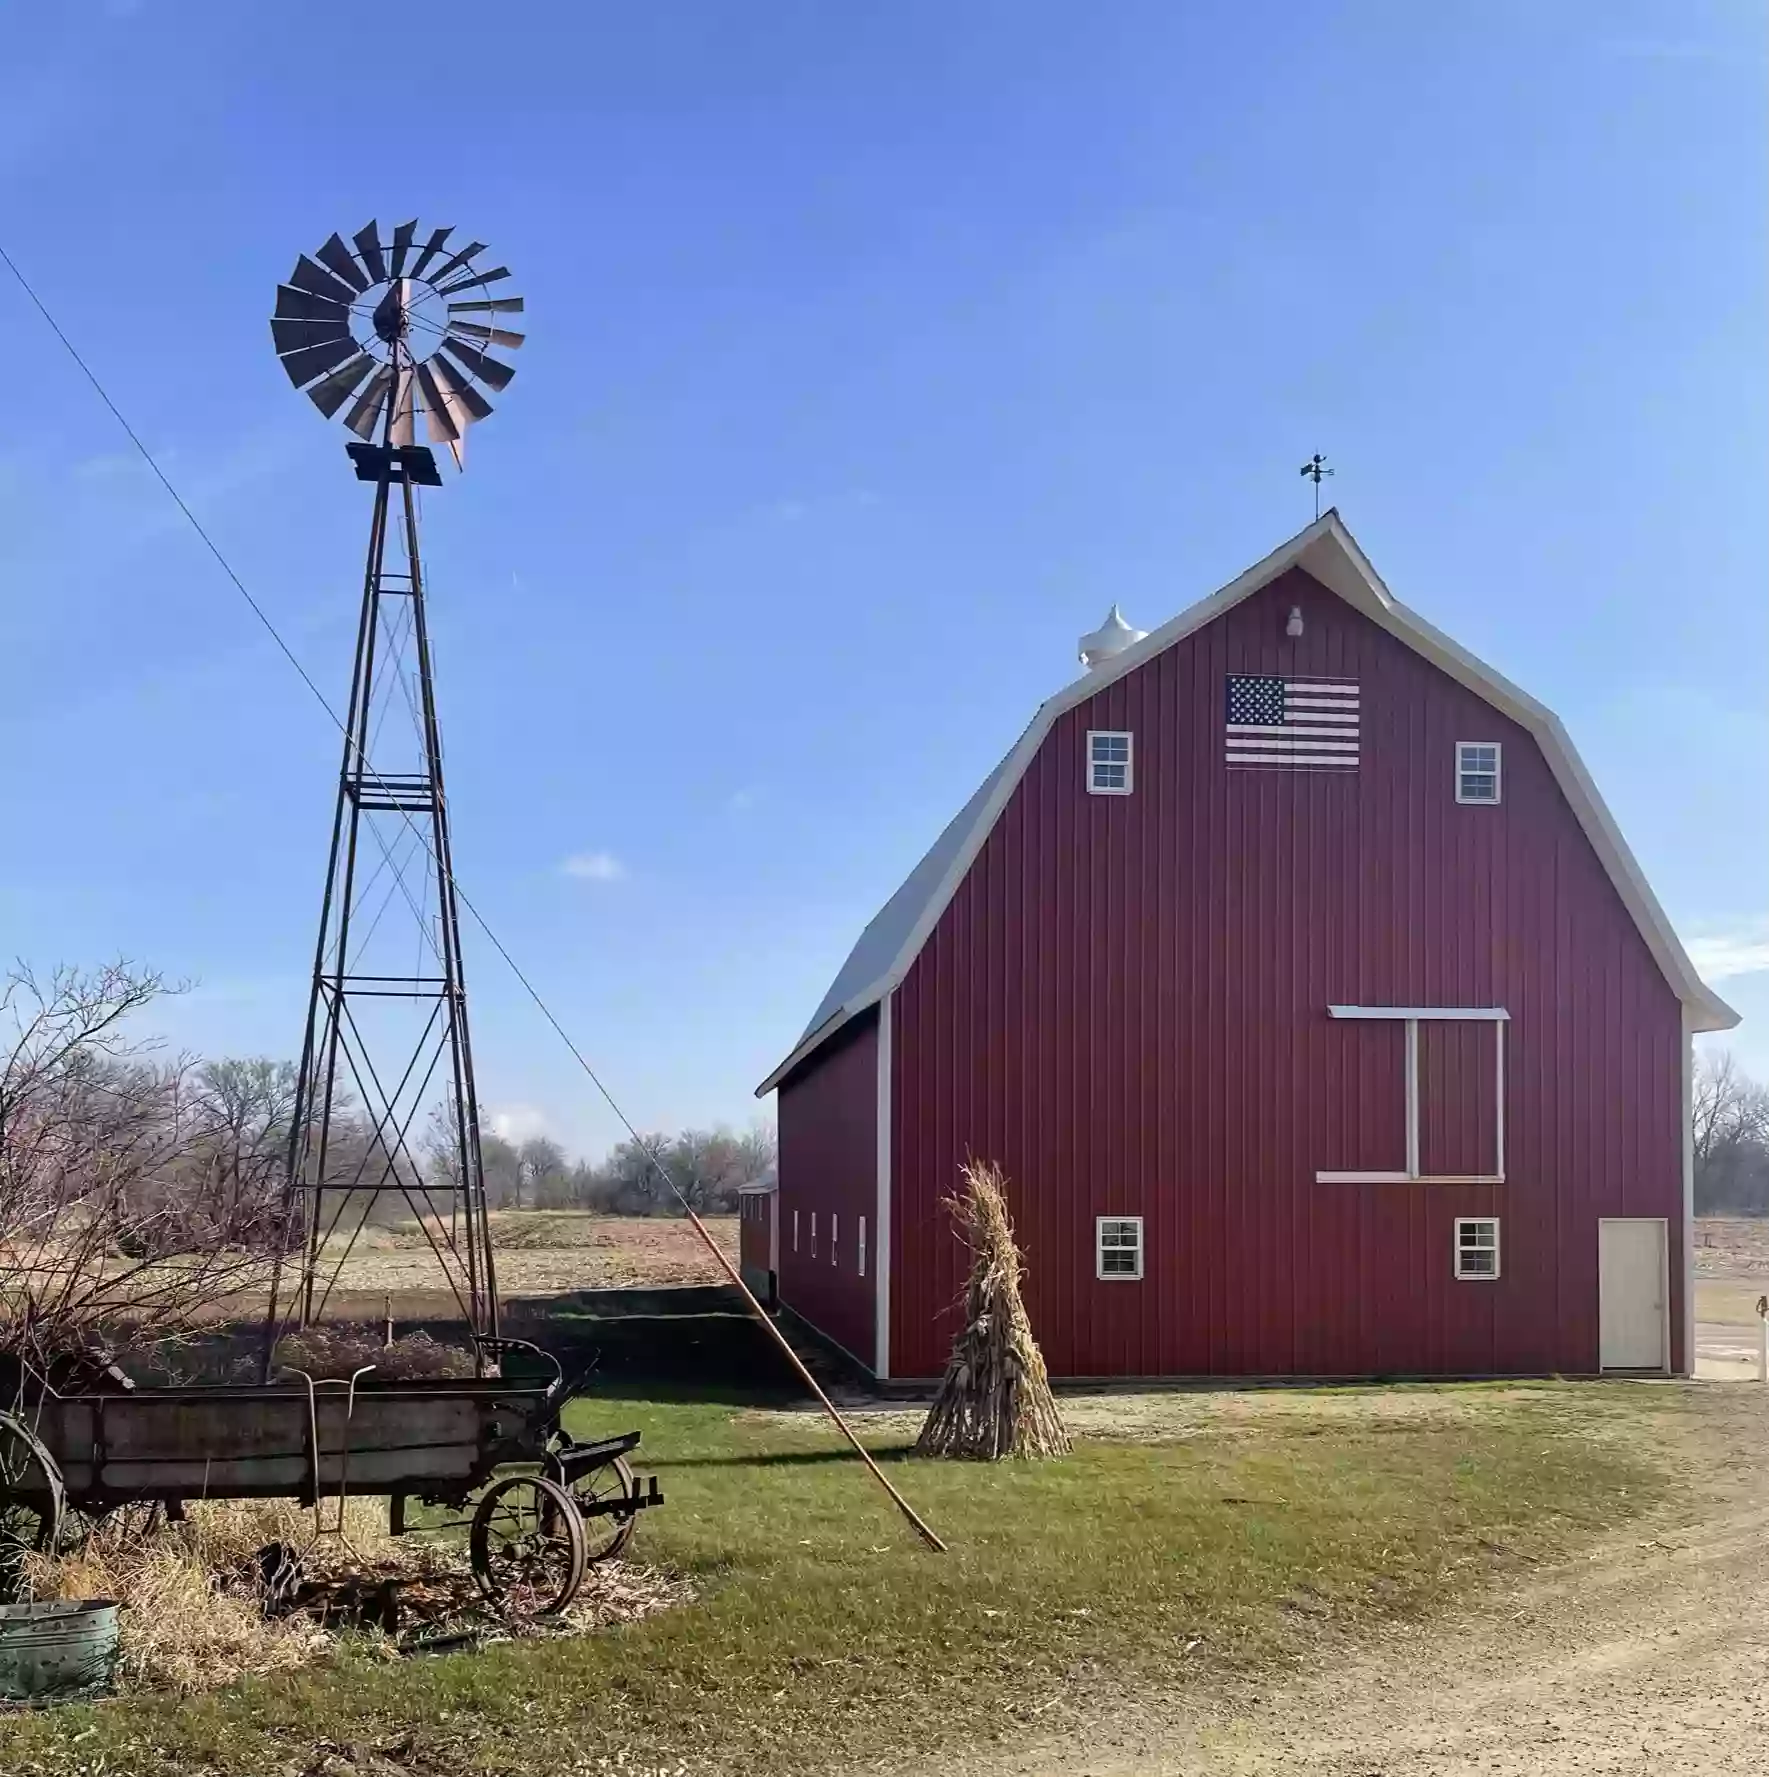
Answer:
[756, 511, 1737, 1094]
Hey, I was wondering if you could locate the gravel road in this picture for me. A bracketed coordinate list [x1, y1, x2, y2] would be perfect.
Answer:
[961, 1386, 1769, 1775]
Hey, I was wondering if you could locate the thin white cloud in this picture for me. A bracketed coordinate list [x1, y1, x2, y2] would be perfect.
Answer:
[726, 785, 760, 813]
[561, 850, 626, 883]
[1685, 919, 1769, 983]
[488, 1103, 549, 1144]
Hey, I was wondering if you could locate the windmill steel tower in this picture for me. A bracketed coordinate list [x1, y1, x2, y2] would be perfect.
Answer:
[264, 220, 524, 1353]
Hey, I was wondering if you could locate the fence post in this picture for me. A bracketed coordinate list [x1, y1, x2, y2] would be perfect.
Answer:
[1758, 1296, 1767, 1385]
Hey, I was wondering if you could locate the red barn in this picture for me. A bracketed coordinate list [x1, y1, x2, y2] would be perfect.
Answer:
[756, 514, 1737, 1383]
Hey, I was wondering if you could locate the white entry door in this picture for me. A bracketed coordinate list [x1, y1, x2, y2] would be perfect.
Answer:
[1598, 1219, 1667, 1371]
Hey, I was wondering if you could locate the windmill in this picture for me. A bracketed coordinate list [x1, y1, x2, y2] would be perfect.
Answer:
[264, 220, 524, 1357]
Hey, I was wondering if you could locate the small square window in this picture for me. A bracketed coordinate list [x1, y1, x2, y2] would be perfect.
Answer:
[1096, 1215, 1144, 1280]
[1456, 742, 1501, 804]
[1086, 730, 1134, 796]
[1455, 1217, 1500, 1280]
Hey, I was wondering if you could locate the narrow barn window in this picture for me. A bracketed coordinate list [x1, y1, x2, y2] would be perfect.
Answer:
[810, 1212, 817, 1259]
[830, 1213, 839, 1266]
[1086, 730, 1134, 796]
[793, 1209, 799, 1253]
[857, 1216, 867, 1278]
[1455, 742, 1501, 804]
[1096, 1216, 1144, 1280]
[1454, 1218, 1501, 1280]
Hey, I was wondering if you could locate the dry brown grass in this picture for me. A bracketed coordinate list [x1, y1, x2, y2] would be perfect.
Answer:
[1695, 1216, 1769, 1277]
[24, 1499, 388, 1693]
[301, 1213, 740, 1300]
[24, 1495, 695, 1699]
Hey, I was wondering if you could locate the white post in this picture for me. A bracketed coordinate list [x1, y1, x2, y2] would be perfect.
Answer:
[1758, 1299, 1768, 1385]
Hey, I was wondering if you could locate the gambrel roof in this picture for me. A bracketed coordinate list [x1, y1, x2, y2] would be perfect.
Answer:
[757, 512, 1737, 1094]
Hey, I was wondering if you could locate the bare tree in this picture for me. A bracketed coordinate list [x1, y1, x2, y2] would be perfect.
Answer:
[0, 963, 291, 1375]
[518, 1136, 568, 1209]
[1693, 1050, 1769, 1214]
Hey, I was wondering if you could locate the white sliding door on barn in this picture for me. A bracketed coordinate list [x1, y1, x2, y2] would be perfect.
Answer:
[1598, 1219, 1668, 1372]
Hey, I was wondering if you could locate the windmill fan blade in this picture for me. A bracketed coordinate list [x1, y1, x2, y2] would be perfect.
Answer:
[428, 353, 494, 424]
[388, 220, 418, 277]
[438, 337, 515, 392]
[447, 322, 525, 349]
[416, 362, 462, 444]
[271, 314, 352, 356]
[276, 282, 347, 322]
[353, 222, 388, 283]
[447, 296, 525, 315]
[407, 225, 454, 281]
[289, 255, 359, 307]
[436, 266, 511, 298]
[277, 333, 361, 389]
[306, 352, 376, 418]
[315, 233, 369, 294]
[389, 369, 417, 448]
[343, 365, 393, 439]
[427, 241, 487, 287]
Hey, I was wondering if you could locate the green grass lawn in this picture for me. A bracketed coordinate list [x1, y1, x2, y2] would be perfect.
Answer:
[0, 1381, 1680, 1777]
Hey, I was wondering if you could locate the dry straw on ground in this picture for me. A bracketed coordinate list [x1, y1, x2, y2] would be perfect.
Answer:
[24, 1497, 691, 1695]
[915, 1159, 1070, 1461]
[24, 1498, 360, 1692]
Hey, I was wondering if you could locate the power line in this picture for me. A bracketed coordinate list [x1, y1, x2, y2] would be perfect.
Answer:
[0, 240, 948, 1551]
[0, 238, 658, 1157]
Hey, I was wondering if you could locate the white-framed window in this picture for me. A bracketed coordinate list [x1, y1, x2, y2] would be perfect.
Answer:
[1096, 1215, 1144, 1280]
[1455, 742, 1501, 804]
[792, 1209, 799, 1253]
[1454, 1217, 1501, 1280]
[810, 1211, 817, 1259]
[1086, 730, 1134, 795]
[1315, 1005, 1508, 1186]
[830, 1212, 839, 1266]
[857, 1215, 867, 1278]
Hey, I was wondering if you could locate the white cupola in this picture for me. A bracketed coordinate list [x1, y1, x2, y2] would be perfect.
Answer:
[1077, 603, 1148, 671]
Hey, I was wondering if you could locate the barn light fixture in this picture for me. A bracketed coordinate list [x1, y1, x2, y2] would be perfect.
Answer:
[1286, 605, 1305, 637]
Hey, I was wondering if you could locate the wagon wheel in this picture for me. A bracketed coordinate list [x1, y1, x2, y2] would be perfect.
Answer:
[546, 1453, 639, 1565]
[0, 1412, 64, 1603]
[469, 1473, 586, 1618]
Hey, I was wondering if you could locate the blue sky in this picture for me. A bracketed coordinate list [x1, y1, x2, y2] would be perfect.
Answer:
[1, 0, 1764, 1159]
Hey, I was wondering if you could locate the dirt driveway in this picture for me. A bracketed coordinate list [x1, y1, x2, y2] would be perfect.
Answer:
[958, 1384, 1769, 1775]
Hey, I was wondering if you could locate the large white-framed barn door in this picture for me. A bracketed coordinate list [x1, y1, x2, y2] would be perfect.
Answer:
[1598, 1218, 1668, 1372]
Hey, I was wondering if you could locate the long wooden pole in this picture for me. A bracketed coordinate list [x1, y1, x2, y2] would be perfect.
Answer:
[676, 1201, 947, 1553]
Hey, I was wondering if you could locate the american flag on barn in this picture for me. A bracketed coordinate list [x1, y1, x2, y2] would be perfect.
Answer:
[1224, 674, 1360, 769]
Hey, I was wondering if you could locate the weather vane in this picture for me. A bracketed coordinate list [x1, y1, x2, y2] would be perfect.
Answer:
[1299, 452, 1334, 519]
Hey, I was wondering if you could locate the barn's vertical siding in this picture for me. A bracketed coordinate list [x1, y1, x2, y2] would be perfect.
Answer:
[890, 566, 1684, 1380]
[777, 1007, 879, 1369]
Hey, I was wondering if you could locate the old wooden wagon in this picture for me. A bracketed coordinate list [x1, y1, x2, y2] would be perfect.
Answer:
[0, 1337, 661, 1618]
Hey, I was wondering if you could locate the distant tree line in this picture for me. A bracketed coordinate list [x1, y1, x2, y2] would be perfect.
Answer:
[0, 960, 772, 1368]
[1695, 1051, 1769, 1215]
[475, 1124, 775, 1217]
